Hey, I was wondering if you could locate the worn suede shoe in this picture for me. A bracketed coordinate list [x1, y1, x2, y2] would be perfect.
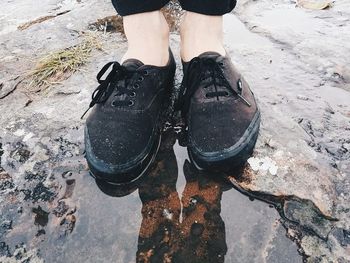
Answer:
[84, 50, 176, 184]
[178, 52, 260, 171]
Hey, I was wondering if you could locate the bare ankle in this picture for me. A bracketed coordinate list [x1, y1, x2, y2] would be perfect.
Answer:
[122, 11, 170, 66]
[180, 11, 225, 62]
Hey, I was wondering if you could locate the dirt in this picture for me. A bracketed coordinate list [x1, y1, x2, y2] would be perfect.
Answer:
[0, 0, 349, 262]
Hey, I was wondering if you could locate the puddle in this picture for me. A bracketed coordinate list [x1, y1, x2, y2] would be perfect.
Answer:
[0, 129, 302, 262]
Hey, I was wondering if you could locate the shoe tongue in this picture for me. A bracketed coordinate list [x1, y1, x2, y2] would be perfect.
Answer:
[198, 51, 223, 60]
[122, 59, 144, 70]
[182, 52, 225, 72]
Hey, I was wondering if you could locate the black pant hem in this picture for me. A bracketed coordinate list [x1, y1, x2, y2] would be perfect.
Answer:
[112, 0, 237, 16]
[179, 0, 236, 16]
[112, 0, 170, 16]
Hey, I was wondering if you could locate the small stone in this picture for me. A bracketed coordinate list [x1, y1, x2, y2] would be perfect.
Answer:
[62, 171, 73, 178]
[162, 209, 173, 220]
[297, 95, 309, 101]
[247, 157, 261, 171]
[23, 133, 34, 142]
[14, 129, 25, 137]
[190, 198, 197, 205]
[269, 165, 278, 176]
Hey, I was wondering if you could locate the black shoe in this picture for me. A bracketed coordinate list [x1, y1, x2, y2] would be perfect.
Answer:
[84, 50, 176, 185]
[177, 52, 260, 171]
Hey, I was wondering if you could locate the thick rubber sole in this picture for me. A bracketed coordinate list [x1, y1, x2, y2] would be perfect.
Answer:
[188, 111, 261, 172]
[87, 133, 162, 186]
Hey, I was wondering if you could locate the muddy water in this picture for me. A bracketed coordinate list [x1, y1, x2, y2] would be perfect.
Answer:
[1, 128, 301, 263]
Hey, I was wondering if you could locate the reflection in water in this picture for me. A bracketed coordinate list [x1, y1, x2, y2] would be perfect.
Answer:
[95, 130, 233, 263]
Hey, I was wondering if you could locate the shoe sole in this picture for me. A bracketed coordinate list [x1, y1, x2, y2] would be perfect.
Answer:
[87, 133, 162, 186]
[188, 111, 261, 171]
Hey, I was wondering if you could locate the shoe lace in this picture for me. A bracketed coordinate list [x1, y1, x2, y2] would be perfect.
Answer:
[177, 57, 251, 117]
[81, 62, 147, 119]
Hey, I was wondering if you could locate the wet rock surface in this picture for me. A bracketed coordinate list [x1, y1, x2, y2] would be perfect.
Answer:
[0, 0, 349, 262]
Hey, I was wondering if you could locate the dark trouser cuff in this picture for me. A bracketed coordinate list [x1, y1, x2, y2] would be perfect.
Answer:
[111, 0, 170, 16]
[179, 0, 237, 16]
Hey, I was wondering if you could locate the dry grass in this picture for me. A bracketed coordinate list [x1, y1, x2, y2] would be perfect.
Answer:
[26, 33, 102, 92]
[88, 15, 125, 35]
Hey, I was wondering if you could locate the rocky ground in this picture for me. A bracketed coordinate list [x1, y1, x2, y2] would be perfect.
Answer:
[0, 0, 349, 262]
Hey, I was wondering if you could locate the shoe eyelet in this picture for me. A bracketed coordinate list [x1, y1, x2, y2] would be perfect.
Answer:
[205, 94, 210, 98]
[111, 100, 117, 107]
[143, 70, 149, 76]
[224, 91, 229, 97]
[219, 62, 225, 67]
[130, 91, 136, 97]
[138, 76, 144, 82]
[237, 79, 243, 92]
[128, 100, 135, 106]
[134, 83, 140, 89]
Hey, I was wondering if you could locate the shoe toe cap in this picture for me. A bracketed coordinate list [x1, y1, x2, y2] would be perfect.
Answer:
[84, 115, 157, 182]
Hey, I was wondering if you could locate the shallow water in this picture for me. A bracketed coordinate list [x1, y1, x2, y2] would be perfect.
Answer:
[2, 130, 299, 263]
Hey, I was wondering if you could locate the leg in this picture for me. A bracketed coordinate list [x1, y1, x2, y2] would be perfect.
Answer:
[179, 0, 237, 61]
[123, 11, 169, 66]
[177, 0, 261, 171]
[111, 0, 170, 66]
[83, 0, 176, 184]
[180, 12, 225, 62]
